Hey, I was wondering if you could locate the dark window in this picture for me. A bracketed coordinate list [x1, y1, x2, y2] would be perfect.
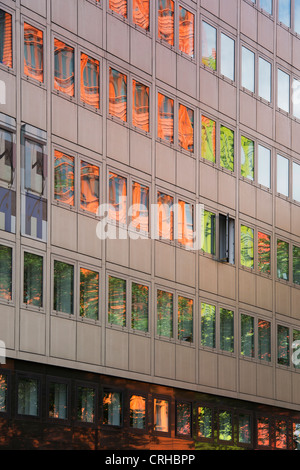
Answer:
[23, 251, 43, 307]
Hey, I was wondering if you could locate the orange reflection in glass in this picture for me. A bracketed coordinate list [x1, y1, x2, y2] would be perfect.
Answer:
[131, 181, 149, 232]
[24, 23, 43, 82]
[109, 172, 127, 223]
[178, 104, 194, 152]
[54, 150, 74, 206]
[130, 395, 146, 429]
[257, 417, 270, 446]
[157, 192, 173, 240]
[0, 10, 12, 68]
[80, 53, 99, 108]
[178, 200, 193, 248]
[80, 161, 99, 214]
[132, 80, 149, 132]
[201, 115, 216, 162]
[133, 0, 149, 30]
[158, 93, 174, 143]
[158, 0, 174, 46]
[54, 38, 74, 96]
[154, 398, 169, 433]
[276, 420, 287, 449]
[109, 68, 127, 122]
[179, 7, 194, 57]
[109, 0, 127, 18]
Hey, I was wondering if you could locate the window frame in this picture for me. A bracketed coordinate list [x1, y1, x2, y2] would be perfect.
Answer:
[175, 399, 193, 439]
[0, 368, 11, 418]
[46, 375, 71, 424]
[0, 113, 16, 190]
[106, 271, 128, 329]
[155, 285, 175, 340]
[0, 5, 14, 72]
[78, 263, 100, 323]
[130, 278, 151, 335]
[0, 240, 14, 306]
[78, 47, 101, 113]
[15, 371, 41, 421]
[176, 292, 194, 345]
[217, 407, 234, 445]
[21, 246, 45, 312]
[152, 394, 171, 436]
[196, 402, 215, 444]
[74, 380, 98, 427]
[52, 145, 77, 210]
[22, 16, 45, 86]
[52, 33, 76, 100]
[52, 255, 76, 318]
[237, 410, 254, 448]
[101, 386, 124, 429]
[79, 156, 101, 218]
[240, 312, 255, 360]
[129, 176, 151, 238]
[157, 89, 175, 146]
[128, 390, 148, 433]
[256, 413, 272, 449]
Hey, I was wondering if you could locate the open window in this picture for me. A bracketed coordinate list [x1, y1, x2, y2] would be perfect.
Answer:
[219, 214, 235, 264]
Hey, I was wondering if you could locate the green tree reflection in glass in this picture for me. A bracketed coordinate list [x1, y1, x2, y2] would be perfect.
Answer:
[108, 276, 126, 327]
[131, 282, 149, 332]
[178, 296, 193, 342]
[277, 324, 290, 366]
[219, 410, 232, 441]
[277, 239, 289, 280]
[176, 402, 191, 436]
[53, 260, 74, 314]
[0, 374, 7, 413]
[201, 302, 216, 348]
[258, 232, 271, 274]
[157, 290, 173, 338]
[241, 135, 254, 181]
[220, 125, 234, 171]
[198, 406, 213, 439]
[240, 225, 254, 268]
[80, 268, 99, 320]
[220, 308, 234, 353]
[241, 314, 254, 357]
[293, 245, 300, 285]
[201, 210, 216, 255]
[23, 252, 43, 307]
[293, 329, 300, 370]
[0, 245, 12, 301]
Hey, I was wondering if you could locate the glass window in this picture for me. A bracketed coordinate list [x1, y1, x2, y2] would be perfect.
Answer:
[0, 245, 12, 301]
[293, 329, 300, 370]
[130, 395, 146, 429]
[53, 260, 74, 314]
[257, 417, 270, 446]
[131, 181, 149, 233]
[201, 210, 216, 255]
[49, 381, 68, 420]
[240, 225, 254, 269]
[177, 200, 194, 248]
[241, 314, 254, 358]
[157, 192, 173, 240]
[24, 139, 45, 195]
[198, 406, 213, 439]
[242, 47, 255, 92]
[239, 414, 252, 445]
[23, 252, 43, 307]
[103, 390, 122, 426]
[258, 232, 271, 274]
[80, 160, 99, 214]
[277, 239, 289, 280]
[109, 0, 127, 18]
[18, 377, 38, 416]
[108, 276, 126, 327]
[77, 386, 95, 423]
[293, 245, 300, 285]
[176, 402, 191, 436]
[179, 7, 194, 57]
[277, 69, 290, 112]
[178, 104, 194, 152]
[157, 92, 174, 143]
[157, 0, 174, 46]
[131, 282, 149, 332]
[295, 0, 300, 33]
[258, 145, 271, 188]
[201, 116, 216, 163]
[132, 0, 149, 30]
[109, 68, 127, 122]
[276, 420, 287, 449]
[54, 38, 74, 97]
[132, 80, 149, 132]
[278, 0, 291, 27]
[258, 319, 271, 362]
[258, 57, 271, 102]
[277, 154, 289, 196]
[220, 308, 234, 353]
[219, 410, 232, 441]
[0, 374, 7, 413]
[260, 0, 272, 14]
[201, 302, 216, 348]
[80, 53, 99, 109]
[292, 79, 300, 119]
[0, 10, 12, 68]
[0, 128, 14, 185]
[154, 398, 169, 433]
[221, 33, 235, 81]
[178, 296, 193, 343]
[108, 172, 127, 224]
[241, 135, 254, 181]
[80, 268, 99, 320]
[202, 21, 217, 70]
[220, 125, 234, 171]
[277, 324, 290, 366]
[24, 23, 43, 82]
[157, 289, 173, 338]
[54, 150, 75, 206]
[293, 162, 300, 202]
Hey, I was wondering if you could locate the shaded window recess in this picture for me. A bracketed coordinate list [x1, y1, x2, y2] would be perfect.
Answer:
[219, 214, 235, 264]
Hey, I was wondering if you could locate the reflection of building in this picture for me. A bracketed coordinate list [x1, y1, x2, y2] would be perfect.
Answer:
[0, 0, 300, 450]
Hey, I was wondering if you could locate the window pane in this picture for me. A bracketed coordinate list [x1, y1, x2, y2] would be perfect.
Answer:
[132, 80, 149, 132]
[80, 53, 99, 108]
[53, 261, 74, 314]
[179, 7, 194, 57]
[178, 104, 194, 152]
[220, 125, 234, 171]
[198, 406, 213, 439]
[277, 154, 289, 196]
[154, 398, 169, 432]
[157, 93, 174, 143]
[240, 225, 254, 269]
[202, 22, 216, 70]
[130, 395, 146, 429]
[54, 150, 74, 205]
[178, 296, 193, 342]
[0, 10, 12, 68]
[157, 0, 174, 46]
[241, 314, 254, 358]
[258, 145, 271, 188]
[201, 303, 216, 348]
[278, 0, 291, 26]
[295, 0, 300, 33]
[103, 391, 122, 426]
[201, 210, 216, 255]
[293, 246, 300, 285]
[49, 382, 68, 419]
[201, 116, 216, 163]
[80, 268, 99, 320]
[277, 325, 290, 366]
[241, 136, 254, 181]
[132, 0, 149, 30]
[258, 320, 271, 362]
[258, 58, 271, 102]
[0, 128, 13, 184]
[276, 420, 287, 449]
[220, 308, 234, 353]
[131, 181, 149, 233]
[80, 161, 99, 214]
[239, 414, 252, 444]
[0, 374, 7, 413]
[257, 417, 270, 446]
[277, 69, 290, 112]
[242, 47, 255, 92]
[221, 33, 235, 81]
[25, 139, 44, 195]
[277, 239, 289, 280]
[177, 200, 194, 248]
[219, 410, 232, 441]
[24, 23, 43, 82]
[131, 282, 149, 332]
[18, 377, 38, 416]
[176, 402, 191, 436]
[0, 245, 12, 301]
[293, 79, 300, 118]
[260, 0, 272, 14]
[258, 232, 271, 274]
[157, 192, 173, 240]
[157, 290, 173, 338]
[54, 38, 74, 96]
[77, 386, 95, 423]
[108, 276, 126, 327]
[109, 68, 127, 122]
[108, 172, 127, 224]
[109, 0, 127, 17]
[293, 329, 300, 369]
[293, 162, 300, 202]
[23, 252, 43, 307]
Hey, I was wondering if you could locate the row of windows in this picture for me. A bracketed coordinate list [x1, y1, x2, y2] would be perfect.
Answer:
[0, 369, 298, 449]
